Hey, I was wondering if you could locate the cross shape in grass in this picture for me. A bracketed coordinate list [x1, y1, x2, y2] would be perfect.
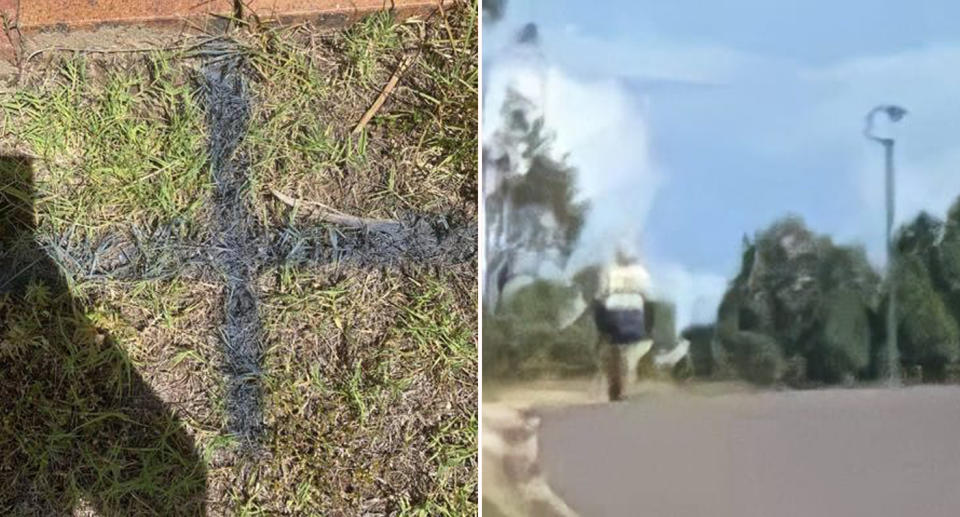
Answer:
[38, 50, 474, 452]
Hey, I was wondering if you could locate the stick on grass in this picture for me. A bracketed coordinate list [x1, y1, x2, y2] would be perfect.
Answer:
[352, 51, 418, 134]
[271, 189, 399, 231]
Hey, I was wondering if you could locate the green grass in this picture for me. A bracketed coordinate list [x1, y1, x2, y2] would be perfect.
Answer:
[343, 11, 404, 86]
[234, 6, 481, 508]
[1, 52, 210, 248]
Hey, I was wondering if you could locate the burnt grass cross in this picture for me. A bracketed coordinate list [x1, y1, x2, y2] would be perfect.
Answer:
[40, 48, 475, 452]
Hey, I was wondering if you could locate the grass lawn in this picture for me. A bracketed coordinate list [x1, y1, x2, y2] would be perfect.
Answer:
[0, 2, 477, 515]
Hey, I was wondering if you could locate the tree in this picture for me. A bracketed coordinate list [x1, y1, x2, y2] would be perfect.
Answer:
[890, 211, 960, 380]
[484, 88, 588, 312]
[895, 254, 960, 379]
[810, 287, 872, 383]
[507, 154, 588, 255]
[714, 217, 880, 385]
[482, 0, 506, 22]
[938, 198, 960, 319]
[715, 286, 786, 385]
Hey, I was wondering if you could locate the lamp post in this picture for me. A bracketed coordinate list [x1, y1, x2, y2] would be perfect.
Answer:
[864, 104, 908, 385]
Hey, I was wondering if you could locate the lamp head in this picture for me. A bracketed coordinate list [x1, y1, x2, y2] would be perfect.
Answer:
[883, 105, 908, 122]
[865, 104, 908, 142]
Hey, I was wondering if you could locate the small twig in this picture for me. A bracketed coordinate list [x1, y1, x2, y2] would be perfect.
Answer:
[271, 189, 399, 231]
[352, 50, 419, 134]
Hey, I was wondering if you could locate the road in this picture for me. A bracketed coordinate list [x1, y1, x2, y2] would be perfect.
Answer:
[537, 385, 960, 517]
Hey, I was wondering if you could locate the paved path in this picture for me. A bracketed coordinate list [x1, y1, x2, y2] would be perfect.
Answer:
[538, 386, 960, 517]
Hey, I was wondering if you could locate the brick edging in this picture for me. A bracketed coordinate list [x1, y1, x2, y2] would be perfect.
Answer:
[0, 0, 448, 65]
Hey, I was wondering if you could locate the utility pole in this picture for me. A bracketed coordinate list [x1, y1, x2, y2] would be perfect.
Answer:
[865, 104, 907, 385]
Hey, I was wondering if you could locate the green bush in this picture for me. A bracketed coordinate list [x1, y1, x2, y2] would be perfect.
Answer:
[482, 280, 598, 379]
[547, 311, 599, 375]
[499, 279, 579, 324]
[681, 324, 716, 377]
[727, 330, 786, 386]
[715, 287, 785, 384]
[481, 309, 514, 380]
[939, 199, 960, 317]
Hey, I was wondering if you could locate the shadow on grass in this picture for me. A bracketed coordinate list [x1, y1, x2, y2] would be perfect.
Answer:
[1, 156, 206, 515]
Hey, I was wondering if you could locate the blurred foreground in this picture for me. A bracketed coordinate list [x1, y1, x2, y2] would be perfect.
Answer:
[484, 379, 960, 516]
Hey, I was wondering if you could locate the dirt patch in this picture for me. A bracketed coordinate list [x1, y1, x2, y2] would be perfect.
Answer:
[1, 25, 202, 88]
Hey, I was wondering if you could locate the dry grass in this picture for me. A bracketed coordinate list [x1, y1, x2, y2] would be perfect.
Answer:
[236, 264, 477, 515]
[241, 5, 478, 228]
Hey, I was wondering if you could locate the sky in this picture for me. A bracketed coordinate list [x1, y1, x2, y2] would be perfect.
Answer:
[483, 0, 960, 328]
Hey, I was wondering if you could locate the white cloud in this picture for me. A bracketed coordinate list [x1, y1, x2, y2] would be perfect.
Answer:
[647, 262, 729, 333]
[484, 27, 663, 274]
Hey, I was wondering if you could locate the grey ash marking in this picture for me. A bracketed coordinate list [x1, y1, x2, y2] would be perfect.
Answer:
[202, 46, 266, 448]
[267, 216, 478, 268]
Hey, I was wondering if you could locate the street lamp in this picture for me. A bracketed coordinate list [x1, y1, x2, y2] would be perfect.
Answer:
[864, 104, 908, 385]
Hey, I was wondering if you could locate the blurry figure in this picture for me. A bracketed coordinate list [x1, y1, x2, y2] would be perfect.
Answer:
[482, 404, 579, 517]
[593, 250, 654, 401]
